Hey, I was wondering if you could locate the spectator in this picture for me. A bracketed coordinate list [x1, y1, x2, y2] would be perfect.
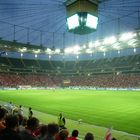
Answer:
[18, 105, 23, 116]
[7, 102, 13, 114]
[84, 133, 94, 140]
[0, 115, 21, 140]
[0, 108, 7, 132]
[67, 130, 79, 140]
[19, 117, 39, 140]
[0, 72, 140, 88]
[46, 123, 59, 140]
[28, 107, 33, 119]
[56, 129, 69, 140]
[37, 125, 48, 140]
[13, 106, 19, 116]
[19, 116, 27, 132]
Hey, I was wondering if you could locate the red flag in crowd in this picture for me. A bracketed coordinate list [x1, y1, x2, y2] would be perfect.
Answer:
[104, 128, 112, 140]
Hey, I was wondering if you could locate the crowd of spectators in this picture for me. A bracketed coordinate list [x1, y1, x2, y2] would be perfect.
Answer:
[69, 74, 140, 88]
[0, 73, 140, 88]
[0, 73, 57, 87]
[0, 104, 117, 140]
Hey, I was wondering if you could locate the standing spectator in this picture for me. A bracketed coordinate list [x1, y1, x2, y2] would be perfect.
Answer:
[6, 102, 13, 114]
[58, 113, 66, 129]
[28, 107, 33, 119]
[18, 105, 23, 116]
[67, 130, 79, 140]
[13, 106, 19, 116]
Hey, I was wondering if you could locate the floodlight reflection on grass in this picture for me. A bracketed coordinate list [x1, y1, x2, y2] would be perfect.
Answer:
[86, 14, 98, 29]
[67, 14, 79, 30]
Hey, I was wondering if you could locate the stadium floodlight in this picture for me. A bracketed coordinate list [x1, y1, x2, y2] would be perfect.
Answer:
[19, 47, 27, 52]
[133, 48, 136, 53]
[89, 41, 93, 48]
[64, 47, 73, 54]
[82, 45, 86, 49]
[73, 45, 80, 51]
[112, 42, 121, 50]
[67, 14, 79, 30]
[103, 52, 106, 56]
[99, 46, 106, 52]
[49, 55, 51, 59]
[34, 49, 41, 54]
[94, 40, 100, 47]
[86, 48, 92, 54]
[127, 39, 137, 47]
[70, 45, 81, 54]
[55, 49, 61, 54]
[21, 53, 23, 57]
[66, 0, 99, 34]
[45, 48, 52, 54]
[35, 54, 38, 58]
[103, 36, 117, 45]
[22, 47, 27, 51]
[86, 14, 98, 29]
[119, 32, 136, 41]
[118, 50, 120, 54]
[64, 45, 81, 55]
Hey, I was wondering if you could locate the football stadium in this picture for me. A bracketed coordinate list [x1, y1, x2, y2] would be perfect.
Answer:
[0, 0, 140, 140]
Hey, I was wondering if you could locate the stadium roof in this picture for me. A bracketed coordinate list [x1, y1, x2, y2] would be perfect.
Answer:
[0, 0, 140, 59]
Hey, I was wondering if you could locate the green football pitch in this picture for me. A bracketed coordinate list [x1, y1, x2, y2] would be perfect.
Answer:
[0, 89, 140, 137]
